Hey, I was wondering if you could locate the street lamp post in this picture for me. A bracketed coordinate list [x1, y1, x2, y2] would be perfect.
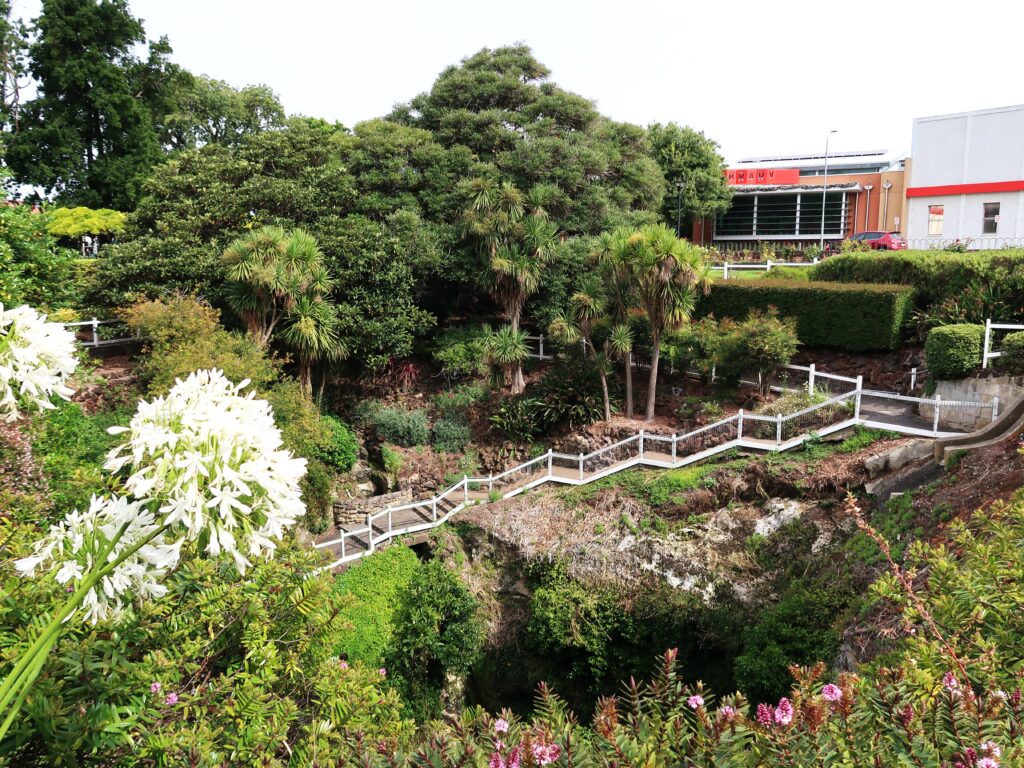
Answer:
[819, 130, 837, 251]
[675, 180, 685, 238]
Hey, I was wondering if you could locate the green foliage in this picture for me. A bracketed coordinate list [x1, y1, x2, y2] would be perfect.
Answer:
[431, 326, 491, 380]
[120, 295, 280, 394]
[384, 559, 484, 721]
[332, 547, 422, 667]
[733, 586, 848, 703]
[299, 458, 334, 534]
[812, 249, 1024, 307]
[31, 401, 126, 518]
[318, 415, 359, 473]
[924, 323, 984, 379]
[431, 418, 472, 453]
[698, 279, 916, 351]
[162, 74, 285, 150]
[646, 122, 732, 229]
[0, 205, 78, 308]
[367, 407, 430, 447]
[381, 445, 403, 477]
[680, 310, 799, 389]
[529, 356, 615, 432]
[489, 395, 542, 443]
[0, 535, 412, 765]
[996, 330, 1024, 375]
[431, 382, 488, 420]
[836, 425, 898, 453]
[46, 206, 127, 239]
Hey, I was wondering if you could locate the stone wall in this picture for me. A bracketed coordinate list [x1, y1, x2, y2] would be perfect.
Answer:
[333, 488, 412, 528]
[923, 376, 1024, 432]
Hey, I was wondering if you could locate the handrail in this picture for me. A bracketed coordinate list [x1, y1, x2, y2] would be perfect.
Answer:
[314, 365, 996, 570]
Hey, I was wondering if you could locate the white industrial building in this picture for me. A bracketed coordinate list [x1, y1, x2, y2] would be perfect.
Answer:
[905, 104, 1024, 249]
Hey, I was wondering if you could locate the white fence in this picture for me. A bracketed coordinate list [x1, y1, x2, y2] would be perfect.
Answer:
[61, 318, 134, 349]
[709, 259, 819, 280]
[905, 237, 1024, 251]
[982, 318, 1024, 369]
[313, 366, 994, 570]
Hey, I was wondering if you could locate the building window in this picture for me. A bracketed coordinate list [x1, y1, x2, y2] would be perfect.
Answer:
[983, 202, 1000, 234]
[928, 205, 944, 236]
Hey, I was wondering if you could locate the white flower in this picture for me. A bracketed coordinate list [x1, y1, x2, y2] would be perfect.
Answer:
[0, 304, 77, 421]
[14, 495, 183, 625]
[105, 369, 306, 573]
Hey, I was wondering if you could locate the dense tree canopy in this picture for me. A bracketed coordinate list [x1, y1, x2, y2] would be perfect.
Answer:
[647, 122, 732, 233]
[162, 74, 285, 150]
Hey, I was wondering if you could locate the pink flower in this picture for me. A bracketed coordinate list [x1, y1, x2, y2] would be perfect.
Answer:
[821, 683, 843, 702]
[719, 705, 736, 722]
[494, 717, 510, 734]
[756, 703, 774, 726]
[980, 740, 1001, 758]
[532, 743, 560, 766]
[774, 697, 794, 726]
[164, 692, 178, 706]
[378, 668, 387, 677]
[687, 694, 705, 709]
[507, 746, 522, 768]
[149, 682, 162, 694]
[976, 758, 999, 768]
[489, 753, 506, 768]
[339, 660, 349, 670]
[943, 672, 960, 693]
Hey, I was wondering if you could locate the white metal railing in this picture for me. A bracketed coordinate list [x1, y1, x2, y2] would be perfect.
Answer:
[60, 318, 134, 348]
[905, 237, 1024, 251]
[314, 370, 994, 570]
[709, 258, 819, 280]
[982, 318, 1024, 369]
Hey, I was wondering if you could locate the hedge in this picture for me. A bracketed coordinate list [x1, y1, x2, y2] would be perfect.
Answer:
[810, 249, 1024, 307]
[996, 330, 1024, 375]
[696, 280, 915, 351]
[924, 324, 984, 379]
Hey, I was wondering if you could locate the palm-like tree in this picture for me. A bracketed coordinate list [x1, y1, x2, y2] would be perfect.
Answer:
[278, 295, 347, 396]
[593, 228, 639, 418]
[222, 226, 333, 347]
[484, 325, 530, 392]
[550, 274, 615, 422]
[463, 178, 558, 394]
[630, 224, 712, 422]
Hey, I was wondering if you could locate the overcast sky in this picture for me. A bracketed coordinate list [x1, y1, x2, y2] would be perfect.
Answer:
[12, 0, 1024, 163]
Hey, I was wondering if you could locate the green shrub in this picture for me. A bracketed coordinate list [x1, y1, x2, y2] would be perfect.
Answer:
[431, 326, 490, 380]
[431, 418, 472, 453]
[996, 330, 1024, 375]
[812, 249, 1024, 310]
[381, 445, 403, 477]
[300, 458, 334, 535]
[697, 280, 915, 351]
[370, 407, 429, 447]
[924, 323, 984, 379]
[319, 415, 359, 472]
[431, 382, 487, 420]
[332, 547, 422, 667]
[489, 396, 542, 443]
[528, 357, 615, 432]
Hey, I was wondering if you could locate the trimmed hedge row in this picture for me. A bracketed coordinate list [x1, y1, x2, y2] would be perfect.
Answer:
[696, 280, 916, 351]
[924, 324, 984, 379]
[811, 250, 1024, 307]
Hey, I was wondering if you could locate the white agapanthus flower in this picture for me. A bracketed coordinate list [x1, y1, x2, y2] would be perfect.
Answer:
[14, 495, 183, 625]
[0, 303, 78, 421]
[105, 369, 307, 573]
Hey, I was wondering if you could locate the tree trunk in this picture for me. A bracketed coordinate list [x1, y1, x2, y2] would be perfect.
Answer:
[645, 332, 661, 422]
[298, 360, 313, 397]
[510, 309, 525, 395]
[624, 353, 634, 419]
[599, 367, 611, 422]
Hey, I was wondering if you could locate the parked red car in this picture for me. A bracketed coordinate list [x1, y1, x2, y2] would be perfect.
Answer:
[847, 231, 907, 250]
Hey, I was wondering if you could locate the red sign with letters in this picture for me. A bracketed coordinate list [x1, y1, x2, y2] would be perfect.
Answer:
[725, 168, 801, 186]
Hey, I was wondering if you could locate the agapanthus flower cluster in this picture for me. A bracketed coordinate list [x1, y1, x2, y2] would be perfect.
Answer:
[105, 369, 307, 572]
[14, 495, 182, 624]
[0, 303, 77, 421]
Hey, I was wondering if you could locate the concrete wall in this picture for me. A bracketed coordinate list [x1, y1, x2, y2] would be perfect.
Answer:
[922, 376, 1024, 432]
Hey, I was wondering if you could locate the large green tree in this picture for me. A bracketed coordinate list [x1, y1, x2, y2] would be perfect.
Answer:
[161, 74, 285, 150]
[647, 122, 732, 236]
[6, 0, 184, 209]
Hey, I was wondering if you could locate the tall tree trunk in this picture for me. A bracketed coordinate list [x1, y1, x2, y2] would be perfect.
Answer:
[598, 367, 611, 422]
[645, 332, 661, 422]
[299, 360, 313, 397]
[624, 353, 634, 419]
[510, 308, 525, 394]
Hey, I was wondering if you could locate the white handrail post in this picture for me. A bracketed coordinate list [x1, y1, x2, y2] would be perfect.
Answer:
[341, 534, 346, 560]
[723, 262, 729, 280]
[432, 497, 438, 522]
[933, 394, 942, 435]
[982, 318, 992, 368]
[808, 363, 816, 395]
[388, 507, 393, 530]
[547, 449, 553, 477]
[639, 429, 644, 459]
[578, 453, 584, 481]
[910, 367, 917, 391]
[775, 414, 782, 445]
[91, 317, 99, 347]
[813, 256, 820, 265]
[993, 395, 1000, 421]
[671, 433, 677, 462]
[766, 258, 773, 272]
[366, 512, 373, 552]
[737, 409, 744, 440]
[463, 476, 469, 504]
[488, 473, 493, 494]
[539, 333, 545, 360]
[854, 375, 863, 421]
